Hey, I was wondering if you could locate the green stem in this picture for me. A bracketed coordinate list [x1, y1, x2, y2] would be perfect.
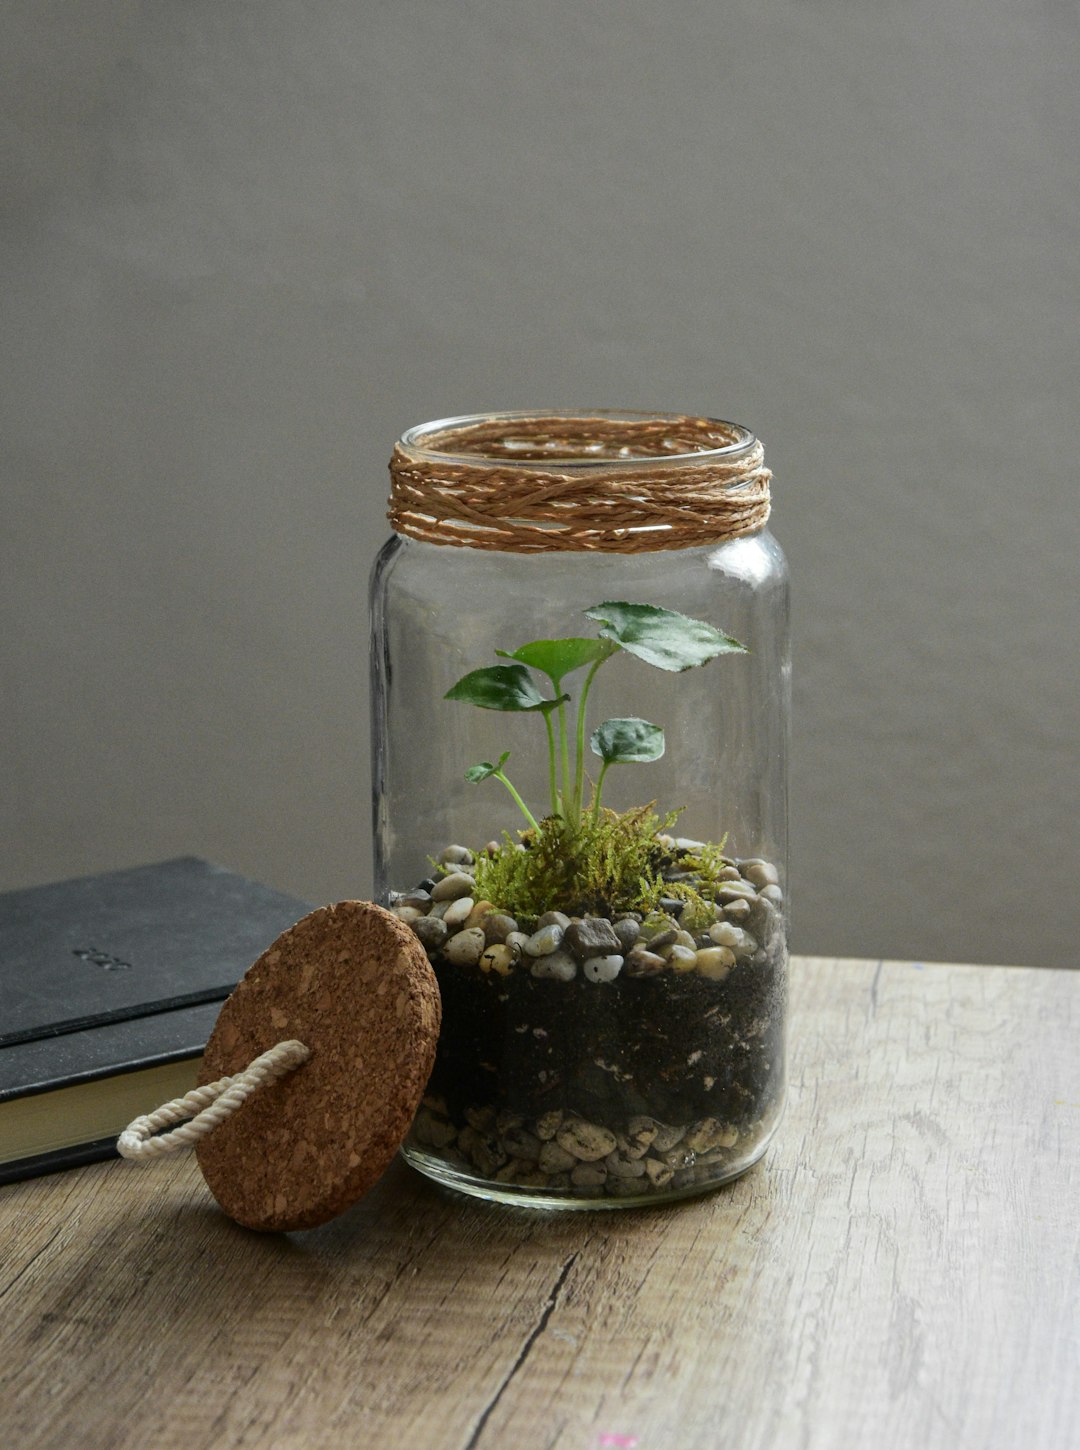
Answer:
[592, 760, 612, 823]
[494, 770, 541, 834]
[542, 709, 560, 818]
[557, 699, 572, 820]
[574, 656, 606, 818]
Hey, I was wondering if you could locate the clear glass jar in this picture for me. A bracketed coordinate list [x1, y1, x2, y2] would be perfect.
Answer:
[370, 411, 789, 1208]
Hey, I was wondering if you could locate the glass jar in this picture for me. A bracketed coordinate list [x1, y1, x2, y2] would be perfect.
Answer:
[370, 410, 789, 1208]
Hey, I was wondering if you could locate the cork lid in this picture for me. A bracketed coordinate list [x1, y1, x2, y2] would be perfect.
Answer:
[193, 900, 441, 1232]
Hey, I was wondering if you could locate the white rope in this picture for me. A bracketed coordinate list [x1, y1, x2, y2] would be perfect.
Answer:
[116, 1039, 312, 1160]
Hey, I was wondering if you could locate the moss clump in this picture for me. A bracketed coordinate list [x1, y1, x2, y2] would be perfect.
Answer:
[467, 804, 728, 930]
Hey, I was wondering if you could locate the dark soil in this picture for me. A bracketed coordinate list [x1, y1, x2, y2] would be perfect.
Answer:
[428, 949, 787, 1128]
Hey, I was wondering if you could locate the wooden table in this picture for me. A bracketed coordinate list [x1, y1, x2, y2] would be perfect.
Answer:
[2, 957, 1077, 1450]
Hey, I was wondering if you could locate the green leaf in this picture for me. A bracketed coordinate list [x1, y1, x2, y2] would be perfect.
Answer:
[465, 751, 511, 783]
[583, 601, 747, 672]
[590, 718, 666, 765]
[446, 664, 565, 712]
[495, 637, 619, 688]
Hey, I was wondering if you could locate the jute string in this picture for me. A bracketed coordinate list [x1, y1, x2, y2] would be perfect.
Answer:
[116, 1039, 311, 1160]
[388, 413, 771, 553]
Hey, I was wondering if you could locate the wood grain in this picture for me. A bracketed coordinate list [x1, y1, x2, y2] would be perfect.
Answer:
[1, 958, 1077, 1450]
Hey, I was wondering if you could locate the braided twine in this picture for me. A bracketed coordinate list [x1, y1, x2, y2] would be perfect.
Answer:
[117, 1040, 311, 1160]
[388, 413, 771, 554]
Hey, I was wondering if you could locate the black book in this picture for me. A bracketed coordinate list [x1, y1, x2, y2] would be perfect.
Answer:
[0, 857, 312, 1184]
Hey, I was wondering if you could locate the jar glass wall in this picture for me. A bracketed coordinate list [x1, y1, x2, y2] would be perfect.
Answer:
[370, 412, 789, 1208]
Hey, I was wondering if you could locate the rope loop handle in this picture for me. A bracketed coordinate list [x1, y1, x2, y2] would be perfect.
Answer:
[117, 1039, 311, 1161]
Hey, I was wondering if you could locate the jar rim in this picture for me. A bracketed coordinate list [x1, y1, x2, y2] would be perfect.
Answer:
[398, 409, 758, 472]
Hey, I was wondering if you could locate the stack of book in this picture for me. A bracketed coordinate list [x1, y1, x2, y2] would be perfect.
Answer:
[0, 857, 311, 1183]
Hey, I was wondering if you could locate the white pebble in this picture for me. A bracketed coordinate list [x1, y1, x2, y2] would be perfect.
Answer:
[443, 896, 475, 927]
[695, 946, 735, 980]
[583, 954, 623, 983]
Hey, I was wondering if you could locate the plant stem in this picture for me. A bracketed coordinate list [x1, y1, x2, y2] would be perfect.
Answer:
[493, 770, 541, 833]
[557, 699, 573, 821]
[574, 656, 606, 818]
[542, 709, 560, 818]
[592, 760, 612, 823]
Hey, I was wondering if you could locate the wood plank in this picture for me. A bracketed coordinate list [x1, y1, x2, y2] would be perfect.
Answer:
[1, 958, 1076, 1450]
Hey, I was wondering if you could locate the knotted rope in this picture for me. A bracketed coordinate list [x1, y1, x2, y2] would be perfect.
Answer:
[388, 412, 771, 553]
[117, 1039, 311, 1160]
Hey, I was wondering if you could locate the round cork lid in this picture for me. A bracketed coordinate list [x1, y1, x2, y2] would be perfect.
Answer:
[195, 900, 441, 1232]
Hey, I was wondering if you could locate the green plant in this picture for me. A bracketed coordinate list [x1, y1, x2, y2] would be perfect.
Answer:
[445, 601, 747, 829]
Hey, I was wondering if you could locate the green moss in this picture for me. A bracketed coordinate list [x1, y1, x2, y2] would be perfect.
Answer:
[466, 803, 729, 930]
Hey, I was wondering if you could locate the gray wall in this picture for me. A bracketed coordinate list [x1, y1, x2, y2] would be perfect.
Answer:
[3, 1, 1078, 967]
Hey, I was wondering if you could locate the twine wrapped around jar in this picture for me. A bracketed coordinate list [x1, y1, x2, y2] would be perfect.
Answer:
[388, 411, 771, 554]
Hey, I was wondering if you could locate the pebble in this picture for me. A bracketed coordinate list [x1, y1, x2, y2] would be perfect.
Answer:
[482, 913, 519, 944]
[605, 1150, 647, 1179]
[458, 1126, 507, 1177]
[464, 899, 495, 930]
[623, 947, 666, 978]
[465, 1104, 496, 1132]
[695, 946, 735, 980]
[708, 921, 758, 957]
[438, 844, 474, 867]
[664, 944, 698, 971]
[556, 1119, 618, 1161]
[536, 909, 571, 930]
[615, 1129, 656, 1160]
[443, 896, 475, 927]
[716, 881, 758, 903]
[748, 895, 779, 944]
[650, 1122, 686, 1151]
[523, 923, 565, 956]
[642, 927, 678, 953]
[444, 927, 486, 966]
[742, 860, 779, 888]
[432, 872, 476, 902]
[534, 1109, 563, 1140]
[570, 1162, 608, 1187]
[723, 898, 753, 923]
[583, 954, 623, 983]
[645, 1159, 675, 1188]
[412, 915, 448, 951]
[397, 889, 432, 910]
[683, 1118, 739, 1153]
[412, 1107, 456, 1149]
[639, 913, 678, 943]
[479, 943, 514, 976]
[538, 1141, 577, 1173]
[612, 917, 640, 952]
[530, 949, 577, 981]
[504, 930, 530, 954]
[759, 884, 784, 907]
[500, 1126, 542, 1161]
[393, 905, 424, 925]
[563, 916, 622, 960]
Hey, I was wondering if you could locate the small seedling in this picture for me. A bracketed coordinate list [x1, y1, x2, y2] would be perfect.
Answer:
[445, 601, 747, 829]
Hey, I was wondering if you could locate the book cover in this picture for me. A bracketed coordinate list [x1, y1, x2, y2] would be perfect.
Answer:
[0, 857, 313, 1183]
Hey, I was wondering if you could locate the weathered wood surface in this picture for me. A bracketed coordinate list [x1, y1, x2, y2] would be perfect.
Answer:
[1, 957, 1077, 1450]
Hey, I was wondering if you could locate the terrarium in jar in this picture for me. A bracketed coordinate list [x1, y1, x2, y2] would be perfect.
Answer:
[370, 411, 789, 1208]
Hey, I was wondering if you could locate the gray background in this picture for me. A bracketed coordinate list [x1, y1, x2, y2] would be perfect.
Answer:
[3, 0, 1077, 967]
